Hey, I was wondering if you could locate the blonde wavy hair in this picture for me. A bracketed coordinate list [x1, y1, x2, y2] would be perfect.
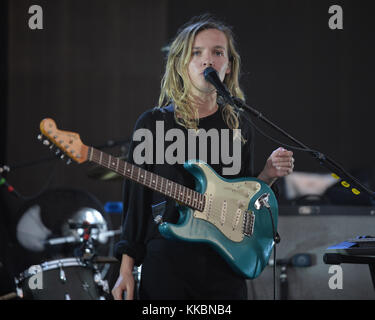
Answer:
[158, 15, 245, 132]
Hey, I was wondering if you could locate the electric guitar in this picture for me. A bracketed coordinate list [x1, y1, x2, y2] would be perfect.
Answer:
[39, 118, 278, 279]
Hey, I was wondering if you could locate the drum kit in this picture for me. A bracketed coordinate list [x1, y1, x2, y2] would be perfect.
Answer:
[0, 155, 141, 300]
[14, 207, 119, 300]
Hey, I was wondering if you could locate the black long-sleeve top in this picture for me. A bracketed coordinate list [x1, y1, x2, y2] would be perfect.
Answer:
[114, 104, 258, 265]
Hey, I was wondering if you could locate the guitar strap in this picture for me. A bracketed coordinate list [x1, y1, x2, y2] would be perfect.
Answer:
[151, 200, 167, 225]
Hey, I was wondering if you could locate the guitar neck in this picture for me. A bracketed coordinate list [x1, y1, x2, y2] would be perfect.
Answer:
[87, 147, 205, 211]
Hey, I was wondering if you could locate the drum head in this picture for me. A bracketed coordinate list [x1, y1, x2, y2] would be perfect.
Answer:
[18, 258, 102, 300]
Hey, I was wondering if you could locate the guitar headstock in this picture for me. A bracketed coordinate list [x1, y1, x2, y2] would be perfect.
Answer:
[39, 118, 88, 164]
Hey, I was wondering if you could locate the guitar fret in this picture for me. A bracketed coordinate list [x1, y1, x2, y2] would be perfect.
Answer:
[107, 154, 111, 168]
[137, 166, 141, 182]
[120, 160, 124, 175]
[126, 163, 131, 177]
[132, 166, 137, 180]
[146, 171, 150, 187]
[105, 153, 110, 168]
[159, 177, 163, 193]
[156, 175, 160, 192]
[181, 186, 186, 203]
[173, 184, 177, 199]
[88, 148, 204, 212]
[102, 152, 106, 167]
[162, 178, 166, 194]
[103, 152, 107, 167]
[141, 169, 145, 184]
[167, 181, 171, 196]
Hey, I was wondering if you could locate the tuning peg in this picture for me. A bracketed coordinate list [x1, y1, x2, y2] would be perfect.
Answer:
[43, 139, 50, 146]
[60, 154, 65, 160]
[66, 159, 72, 165]
[55, 149, 61, 155]
[37, 134, 43, 141]
[49, 144, 54, 150]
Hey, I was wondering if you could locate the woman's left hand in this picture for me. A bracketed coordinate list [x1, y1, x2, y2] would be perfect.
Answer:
[258, 147, 295, 185]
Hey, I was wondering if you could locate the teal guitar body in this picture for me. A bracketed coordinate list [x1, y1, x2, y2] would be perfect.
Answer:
[159, 160, 278, 279]
[38, 119, 277, 279]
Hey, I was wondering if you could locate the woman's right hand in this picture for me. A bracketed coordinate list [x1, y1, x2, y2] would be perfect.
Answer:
[111, 254, 136, 300]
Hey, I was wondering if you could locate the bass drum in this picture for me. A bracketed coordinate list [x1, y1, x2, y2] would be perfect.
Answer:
[16, 258, 106, 300]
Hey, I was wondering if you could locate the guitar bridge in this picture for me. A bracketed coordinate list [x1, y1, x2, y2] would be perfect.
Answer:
[243, 210, 255, 237]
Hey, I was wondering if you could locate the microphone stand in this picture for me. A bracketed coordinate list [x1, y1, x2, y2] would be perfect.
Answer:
[224, 95, 375, 201]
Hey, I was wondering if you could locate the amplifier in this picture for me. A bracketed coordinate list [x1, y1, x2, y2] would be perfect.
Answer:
[279, 205, 375, 216]
[247, 205, 375, 300]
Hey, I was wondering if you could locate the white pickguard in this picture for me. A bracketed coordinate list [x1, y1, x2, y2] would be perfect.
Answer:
[193, 163, 261, 242]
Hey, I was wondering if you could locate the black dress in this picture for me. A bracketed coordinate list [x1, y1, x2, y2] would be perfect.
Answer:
[115, 104, 255, 299]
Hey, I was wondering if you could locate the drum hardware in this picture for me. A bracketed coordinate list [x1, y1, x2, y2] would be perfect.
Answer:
[0, 292, 18, 300]
[2, 153, 124, 299]
[58, 261, 66, 283]
[14, 258, 106, 300]
[14, 214, 121, 300]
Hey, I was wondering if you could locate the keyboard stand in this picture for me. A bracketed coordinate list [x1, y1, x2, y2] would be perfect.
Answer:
[323, 253, 375, 290]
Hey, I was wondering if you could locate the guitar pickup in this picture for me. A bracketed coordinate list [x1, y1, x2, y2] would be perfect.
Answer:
[243, 210, 255, 237]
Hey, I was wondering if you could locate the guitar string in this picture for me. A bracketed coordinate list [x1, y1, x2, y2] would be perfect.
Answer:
[89, 149, 204, 210]
[92, 150, 245, 232]
[90, 149, 249, 234]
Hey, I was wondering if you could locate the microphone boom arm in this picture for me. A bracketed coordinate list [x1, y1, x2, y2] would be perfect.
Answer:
[229, 96, 375, 201]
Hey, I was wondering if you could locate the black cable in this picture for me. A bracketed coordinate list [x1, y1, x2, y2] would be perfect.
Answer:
[237, 106, 375, 199]
[238, 107, 317, 154]
[0, 160, 57, 201]
[266, 205, 280, 300]
[273, 241, 279, 300]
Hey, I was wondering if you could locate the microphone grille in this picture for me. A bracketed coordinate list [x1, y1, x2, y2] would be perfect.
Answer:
[203, 66, 216, 79]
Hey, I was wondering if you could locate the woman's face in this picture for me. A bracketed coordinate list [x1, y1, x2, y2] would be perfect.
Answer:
[187, 28, 231, 95]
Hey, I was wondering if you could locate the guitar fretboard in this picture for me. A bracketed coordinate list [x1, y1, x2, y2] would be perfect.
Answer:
[88, 147, 205, 211]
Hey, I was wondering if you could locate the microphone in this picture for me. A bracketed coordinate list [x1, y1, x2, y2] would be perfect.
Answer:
[203, 67, 235, 105]
[269, 253, 315, 267]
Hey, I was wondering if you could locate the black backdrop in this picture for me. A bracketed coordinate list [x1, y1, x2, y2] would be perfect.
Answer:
[1, 0, 375, 297]
[4, 0, 375, 204]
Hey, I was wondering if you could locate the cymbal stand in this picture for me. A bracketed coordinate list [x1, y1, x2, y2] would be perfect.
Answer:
[69, 221, 110, 298]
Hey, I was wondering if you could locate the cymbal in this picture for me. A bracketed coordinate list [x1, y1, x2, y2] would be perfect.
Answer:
[87, 165, 123, 181]
[87, 155, 126, 181]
